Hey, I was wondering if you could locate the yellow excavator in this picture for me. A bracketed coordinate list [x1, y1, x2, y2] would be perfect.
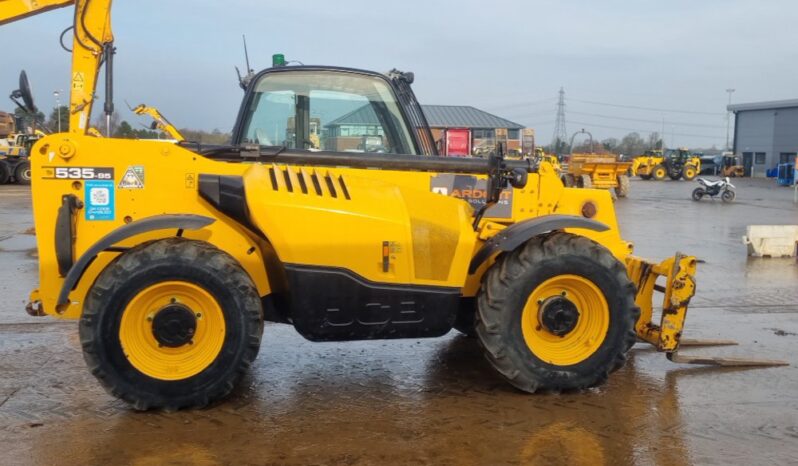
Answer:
[2, 0, 783, 410]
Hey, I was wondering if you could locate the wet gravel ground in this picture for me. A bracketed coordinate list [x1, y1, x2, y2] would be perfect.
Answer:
[0, 179, 797, 465]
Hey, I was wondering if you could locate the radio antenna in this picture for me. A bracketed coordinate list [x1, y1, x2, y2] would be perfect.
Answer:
[235, 34, 256, 90]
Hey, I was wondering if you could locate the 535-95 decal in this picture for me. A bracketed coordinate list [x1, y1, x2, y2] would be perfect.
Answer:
[43, 166, 115, 180]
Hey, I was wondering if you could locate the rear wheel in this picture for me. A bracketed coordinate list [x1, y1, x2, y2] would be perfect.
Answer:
[13, 161, 31, 185]
[682, 164, 697, 181]
[721, 190, 735, 203]
[0, 161, 9, 184]
[691, 188, 704, 201]
[475, 233, 638, 393]
[652, 165, 667, 181]
[79, 238, 263, 410]
[578, 174, 593, 189]
[616, 174, 630, 198]
[560, 174, 575, 187]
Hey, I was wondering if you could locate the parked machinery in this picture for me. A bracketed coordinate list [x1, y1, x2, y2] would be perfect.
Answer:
[532, 147, 562, 173]
[629, 149, 662, 178]
[561, 153, 632, 198]
[5, 0, 783, 410]
[720, 154, 745, 177]
[635, 148, 699, 181]
[0, 110, 41, 185]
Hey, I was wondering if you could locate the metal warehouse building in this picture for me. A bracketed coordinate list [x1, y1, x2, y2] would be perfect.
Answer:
[729, 99, 798, 177]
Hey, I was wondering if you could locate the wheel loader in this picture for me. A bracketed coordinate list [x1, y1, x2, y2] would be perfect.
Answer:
[4, 0, 784, 410]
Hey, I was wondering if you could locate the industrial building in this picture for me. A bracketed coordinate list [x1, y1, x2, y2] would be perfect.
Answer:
[325, 104, 530, 156]
[729, 99, 798, 177]
[422, 105, 530, 156]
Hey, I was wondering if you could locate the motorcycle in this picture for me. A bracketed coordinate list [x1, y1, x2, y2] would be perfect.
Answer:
[692, 177, 736, 202]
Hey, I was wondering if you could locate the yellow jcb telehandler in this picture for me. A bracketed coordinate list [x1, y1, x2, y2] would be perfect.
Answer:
[4, 0, 784, 410]
[635, 149, 699, 181]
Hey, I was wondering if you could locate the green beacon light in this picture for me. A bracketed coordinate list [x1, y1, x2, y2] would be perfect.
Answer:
[272, 53, 286, 67]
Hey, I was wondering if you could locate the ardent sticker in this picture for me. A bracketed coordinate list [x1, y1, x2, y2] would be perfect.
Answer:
[430, 174, 513, 218]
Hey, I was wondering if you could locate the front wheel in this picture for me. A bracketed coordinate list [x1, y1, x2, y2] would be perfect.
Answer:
[14, 161, 31, 185]
[476, 232, 639, 393]
[652, 165, 667, 181]
[691, 187, 705, 201]
[616, 174, 630, 198]
[721, 189, 736, 203]
[682, 164, 697, 181]
[79, 238, 263, 410]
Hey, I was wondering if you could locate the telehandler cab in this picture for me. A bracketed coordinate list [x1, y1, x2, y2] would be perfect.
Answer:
[4, 0, 784, 410]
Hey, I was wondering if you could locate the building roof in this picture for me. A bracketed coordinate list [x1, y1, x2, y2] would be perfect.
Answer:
[422, 105, 524, 129]
[326, 105, 381, 127]
[728, 99, 798, 113]
[326, 104, 525, 129]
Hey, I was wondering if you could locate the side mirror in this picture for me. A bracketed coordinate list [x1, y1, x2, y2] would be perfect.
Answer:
[10, 70, 37, 114]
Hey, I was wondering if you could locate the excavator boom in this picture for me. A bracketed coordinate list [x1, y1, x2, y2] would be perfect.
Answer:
[0, 0, 113, 135]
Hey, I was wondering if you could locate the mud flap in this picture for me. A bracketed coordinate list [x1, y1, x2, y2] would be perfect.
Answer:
[626, 253, 788, 368]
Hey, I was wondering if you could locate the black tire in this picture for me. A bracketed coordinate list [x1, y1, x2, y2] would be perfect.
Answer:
[579, 174, 593, 189]
[13, 160, 31, 185]
[475, 232, 639, 393]
[560, 174, 574, 188]
[616, 174, 630, 198]
[0, 161, 10, 184]
[652, 164, 667, 181]
[639, 173, 652, 180]
[721, 190, 735, 203]
[668, 172, 682, 181]
[79, 238, 263, 410]
[691, 187, 704, 201]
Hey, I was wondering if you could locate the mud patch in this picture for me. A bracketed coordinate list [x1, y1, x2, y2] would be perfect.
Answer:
[769, 328, 797, 337]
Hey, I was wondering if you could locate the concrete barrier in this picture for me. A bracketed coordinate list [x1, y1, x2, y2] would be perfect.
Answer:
[742, 225, 798, 257]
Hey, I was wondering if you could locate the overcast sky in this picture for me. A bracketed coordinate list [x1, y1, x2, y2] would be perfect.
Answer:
[3, 0, 797, 147]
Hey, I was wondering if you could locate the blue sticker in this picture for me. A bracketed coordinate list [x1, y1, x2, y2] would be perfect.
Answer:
[85, 180, 115, 221]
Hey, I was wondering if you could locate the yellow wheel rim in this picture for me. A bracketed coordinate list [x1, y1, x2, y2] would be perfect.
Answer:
[521, 275, 609, 366]
[655, 168, 665, 178]
[119, 281, 226, 381]
[685, 168, 695, 178]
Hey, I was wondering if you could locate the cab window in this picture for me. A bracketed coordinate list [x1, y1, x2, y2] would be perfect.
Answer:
[241, 71, 419, 155]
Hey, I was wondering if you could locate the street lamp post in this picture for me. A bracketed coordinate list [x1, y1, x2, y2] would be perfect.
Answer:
[725, 88, 735, 151]
[53, 90, 62, 133]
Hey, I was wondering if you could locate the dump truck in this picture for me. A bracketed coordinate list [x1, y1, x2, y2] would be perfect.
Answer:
[4, 0, 783, 410]
[561, 153, 632, 198]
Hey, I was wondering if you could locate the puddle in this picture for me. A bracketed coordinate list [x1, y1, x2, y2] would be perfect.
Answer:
[0, 234, 37, 252]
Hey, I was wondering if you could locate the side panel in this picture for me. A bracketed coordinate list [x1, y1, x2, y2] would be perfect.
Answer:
[30, 136, 271, 317]
[285, 265, 459, 341]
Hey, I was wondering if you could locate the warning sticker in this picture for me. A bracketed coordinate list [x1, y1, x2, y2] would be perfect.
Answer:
[118, 166, 145, 189]
[72, 72, 85, 92]
[185, 173, 196, 189]
[85, 180, 115, 221]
